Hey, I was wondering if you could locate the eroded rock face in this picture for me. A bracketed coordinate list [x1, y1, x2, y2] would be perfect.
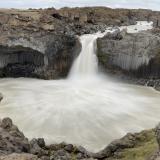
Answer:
[97, 30, 160, 79]
[0, 32, 81, 79]
[0, 9, 81, 79]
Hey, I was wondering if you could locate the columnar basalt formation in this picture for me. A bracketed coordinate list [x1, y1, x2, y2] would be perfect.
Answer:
[97, 29, 160, 89]
[1, 8, 160, 79]
[97, 30, 160, 77]
[0, 9, 81, 79]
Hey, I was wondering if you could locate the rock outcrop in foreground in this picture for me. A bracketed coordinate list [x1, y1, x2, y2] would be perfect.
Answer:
[0, 117, 159, 160]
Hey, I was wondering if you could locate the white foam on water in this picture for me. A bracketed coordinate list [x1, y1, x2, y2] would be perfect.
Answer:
[0, 21, 158, 152]
[120, 21, 153, 33]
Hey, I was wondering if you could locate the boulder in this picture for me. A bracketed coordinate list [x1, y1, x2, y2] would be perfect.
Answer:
[0, 118, 30, 155]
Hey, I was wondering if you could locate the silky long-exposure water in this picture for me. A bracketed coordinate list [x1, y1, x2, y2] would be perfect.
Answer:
[0, 21, 160, 152]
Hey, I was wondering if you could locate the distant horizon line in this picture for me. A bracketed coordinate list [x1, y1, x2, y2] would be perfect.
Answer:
[0, 6, 158, 11]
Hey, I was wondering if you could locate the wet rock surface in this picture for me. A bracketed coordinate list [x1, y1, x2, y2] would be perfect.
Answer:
[0, 117, 158, 160]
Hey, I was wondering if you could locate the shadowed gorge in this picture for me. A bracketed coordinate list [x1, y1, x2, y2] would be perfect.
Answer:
[0, 45, 44, 77]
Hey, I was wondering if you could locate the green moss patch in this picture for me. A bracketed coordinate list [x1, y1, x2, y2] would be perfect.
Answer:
[118, 130, 158, 160]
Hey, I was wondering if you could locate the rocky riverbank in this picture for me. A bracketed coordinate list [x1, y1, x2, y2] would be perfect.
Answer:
[0, 117, 159, 160]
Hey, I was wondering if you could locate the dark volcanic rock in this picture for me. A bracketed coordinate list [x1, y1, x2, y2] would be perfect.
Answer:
[0, 117, 158, 160]
[0, 118, 30, 155]
[0, 33, 81, 79]
[0, 93, 2, 102]
[0, 9, 82, 79]
[97, 29, 160, 90]
[97, 30, 160, 78]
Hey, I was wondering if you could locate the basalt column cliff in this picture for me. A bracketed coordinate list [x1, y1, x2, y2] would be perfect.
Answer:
[1, 8, 160, 79]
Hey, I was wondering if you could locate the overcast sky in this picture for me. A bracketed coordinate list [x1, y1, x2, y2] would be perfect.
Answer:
[0, 0, 160, 11]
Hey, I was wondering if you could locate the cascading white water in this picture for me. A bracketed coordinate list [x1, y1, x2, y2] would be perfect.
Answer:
[69, 31, 109, 79]
[69, 21, 154, 78]
[0, 21, 160, 152]
[69, 34, 99, 77]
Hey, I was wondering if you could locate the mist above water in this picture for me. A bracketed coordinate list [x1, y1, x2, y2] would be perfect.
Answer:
[0, 21, 159, 152]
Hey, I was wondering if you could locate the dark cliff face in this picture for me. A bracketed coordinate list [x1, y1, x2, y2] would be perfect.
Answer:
[97, 29, 160, 79]
[0, 9, 81, 79]
[0, 45, 44, 78]
[0, 34, 81, 79]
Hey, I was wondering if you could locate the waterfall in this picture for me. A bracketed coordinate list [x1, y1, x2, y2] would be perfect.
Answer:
[0, 21, 158, 152]
[69, 21, 153, 79]
[69, 32, 108, 79]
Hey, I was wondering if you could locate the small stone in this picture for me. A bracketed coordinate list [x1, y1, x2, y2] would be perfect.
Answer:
[64, 144, 74, 152]
[77, 146, 88, 154]
[1, 118, 13, 129]
[76, 153, 85, 159]
[56, 149, 66, 156]
[37, 138, 45, 148]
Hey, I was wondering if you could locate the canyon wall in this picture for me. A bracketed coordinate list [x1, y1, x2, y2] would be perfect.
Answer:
[97, 29, 160, 89]
[0, 9, 81, 79]
[97, 30, 160, 77]
[1, 7, 160, 79]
